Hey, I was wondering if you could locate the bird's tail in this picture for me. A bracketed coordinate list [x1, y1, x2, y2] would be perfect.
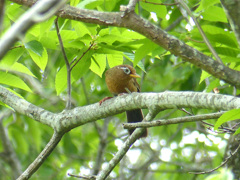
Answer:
[126, 109, 147, 138]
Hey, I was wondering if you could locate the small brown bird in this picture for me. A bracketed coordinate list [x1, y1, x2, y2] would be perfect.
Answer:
[100, 64, 147, 138]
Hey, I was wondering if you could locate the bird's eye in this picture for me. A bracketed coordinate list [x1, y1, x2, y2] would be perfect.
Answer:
[123, 67, 131, 75]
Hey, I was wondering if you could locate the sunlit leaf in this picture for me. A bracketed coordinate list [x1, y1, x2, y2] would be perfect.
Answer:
[0, 72, 32, 92]
[196, 0, 220, 12]
[140, 0, 167, 19]
[27, 46, 48, 71]
[201, 6, 228, 23]
[107, 54, 123, 68]
[214, 109, 240, 130]
[55, 66, 74, 95]
[90, 54, 106, 77]
[0, 62, 36, 78]
[134, 39, 158, 66]
[25, 40, 44, 56]
[1, 47, 24, 66]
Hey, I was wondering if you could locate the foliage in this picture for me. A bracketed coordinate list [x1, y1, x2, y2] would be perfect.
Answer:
[0, 0, 239, 179]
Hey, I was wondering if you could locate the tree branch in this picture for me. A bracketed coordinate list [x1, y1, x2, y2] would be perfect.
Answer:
[178, 0, 223, 64]
[123, 112, 224, 129]
[189, 142, 240, 174]
[0, 0, 67, 59]
[17, 131, 64, 180]
[96, 110, 157, 180]
[0, 85, 240, 133]
[126, 0, 138, 12]
[54, 17, 72, 109]
[8, 0, 240, 88]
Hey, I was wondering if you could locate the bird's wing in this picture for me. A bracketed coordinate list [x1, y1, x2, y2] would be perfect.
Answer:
[132, 78, 141, 92]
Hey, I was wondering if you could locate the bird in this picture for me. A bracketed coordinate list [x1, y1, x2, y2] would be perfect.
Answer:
[100, 64, 147, 138]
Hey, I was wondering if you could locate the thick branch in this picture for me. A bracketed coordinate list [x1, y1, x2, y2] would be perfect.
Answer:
[9, 0, 240, 88]
[0, 85, 240, 133]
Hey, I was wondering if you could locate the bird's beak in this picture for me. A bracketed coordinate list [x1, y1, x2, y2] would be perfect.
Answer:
[130, 73, 141, 78]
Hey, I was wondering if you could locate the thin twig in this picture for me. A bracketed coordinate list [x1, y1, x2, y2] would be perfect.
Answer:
[140, 0, 178, 6]
[70, 43, 94, 71]
[97, 110, 157, 180]
[201, 121, 236, 133]
[189, 143, 240, 174]
[180, 108, 193, 116]
[68, 173, 96, 179]
[0, 0, 5, 34]
[55, 17, 72, 109]
[123, 112, 224, 129]
[178, 0, 223, 64]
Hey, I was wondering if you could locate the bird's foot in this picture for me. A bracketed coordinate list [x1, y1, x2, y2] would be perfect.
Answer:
[99, 97, 113, 105]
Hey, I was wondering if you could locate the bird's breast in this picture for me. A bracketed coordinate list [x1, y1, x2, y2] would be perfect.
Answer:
[105, 77, 137, 94]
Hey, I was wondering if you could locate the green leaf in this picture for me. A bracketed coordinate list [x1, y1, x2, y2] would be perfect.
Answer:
[123, 53, 146, 73]
[205, 168, 233, 180]
[1, 47, 24, 66]
[201, 6, 228, 23]
[28, 120, 42, 151]
[55, 49, 92, 95]
[221, 56, 240, 63]
[107, 54, 123, 68]
[62, 39, 85, 49]
[39, 17, 54, 36]
[55, 66, 74, 95]
[90, 54, 106, 77]
[72, 50, 93, 80]
[234, 127, 240, 135]
[199, 25, 238, 47]
[25, 40, 44, 56]
[6, 2, 24, 21]
[199, 70, 211, 84]
[206, 79, 220, 92]
[72, 21, 92, 37]
[140, 0, 167, 19]
[63, 133, 78, 154]
[77, 0, 103, 9]
[121, 30, 144, 40]
[0, 72, 32, 92]
[27, 47, 48, 71]
[214, 109, 240, 130]
[134, 39, 158, 66]
[10, 128, 29, 155]
[70, 0, 81, 6]
[39, 36, 57, 49]
[196, 0, 220, 12]
[0, 62, 36, 78]
[47, 30, 79, 41]
[214, 47, 240, 57]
